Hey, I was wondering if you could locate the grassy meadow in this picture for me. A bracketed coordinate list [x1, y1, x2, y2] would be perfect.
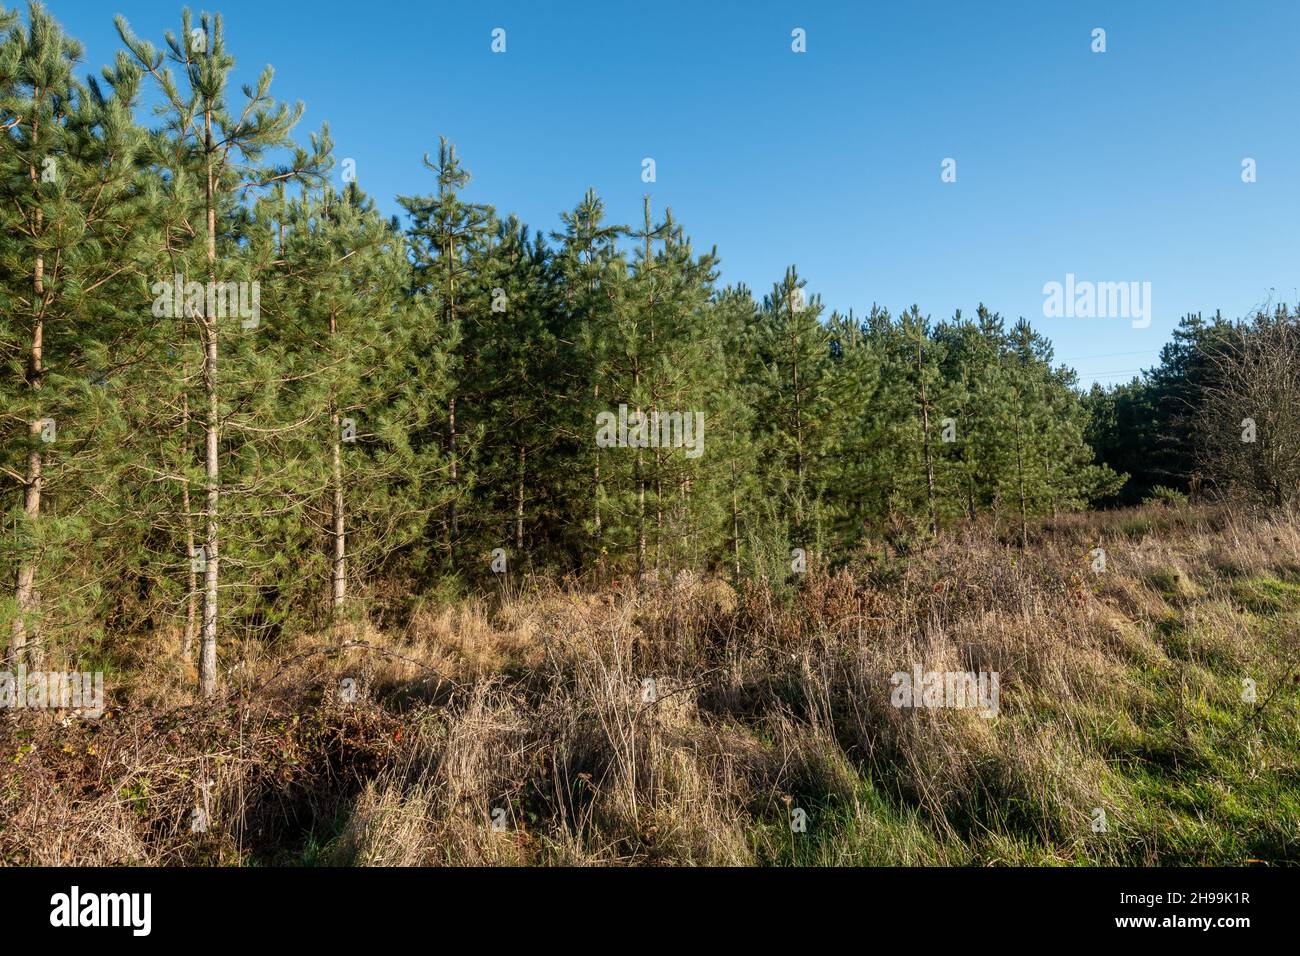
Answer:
[3, 502, 1297, 866]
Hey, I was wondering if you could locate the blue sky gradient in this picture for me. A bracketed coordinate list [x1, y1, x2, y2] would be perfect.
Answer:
[50, 0, 1300, 385]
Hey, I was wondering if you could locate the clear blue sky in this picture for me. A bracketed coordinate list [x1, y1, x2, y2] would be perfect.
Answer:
[49, 0, 1300, 386]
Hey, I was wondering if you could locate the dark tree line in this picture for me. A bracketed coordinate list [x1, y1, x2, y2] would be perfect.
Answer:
[1085, 308, 1300, 508]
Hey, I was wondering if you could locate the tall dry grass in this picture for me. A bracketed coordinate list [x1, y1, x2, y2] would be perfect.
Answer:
[3, 503, 1298, 865]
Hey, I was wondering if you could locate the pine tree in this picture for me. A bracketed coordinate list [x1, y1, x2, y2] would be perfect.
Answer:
[117, 10, 328, 696]
[711, 286, 764, 579]
[901, 306, 943, 535]
[934, 306, 1008, 521]
[1, 2, 152, 666]
[398, 137, 492, 578]
[265, 181, 450, 625]
[461, 214, 557, 579]
[632, 203, 723, 575]
[551, 189, 625, 565]
[824, 307, 880, 550]
[746, 267, 836, 560]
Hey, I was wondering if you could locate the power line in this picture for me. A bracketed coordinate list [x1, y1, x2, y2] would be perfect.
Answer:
[1057, 349, 1159, 362]
[1077, 369, 1146, 380]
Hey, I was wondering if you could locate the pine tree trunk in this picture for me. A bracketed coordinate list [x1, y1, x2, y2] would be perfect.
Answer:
[790, 304, 805, 513]
[200, 321, 219, 698]
[588, 260, 602, 548]
[636, 426, 646, 578]
[962, 386, 977, 522]
[1044, 450, 1058, 519]
[12, 332, 42, 668]
[12, 147, 45, 669]
[655, 463, 663, 574]
[329, 312, 346, 622]
[1014, 414, 1028, 549]
[447, 394, 457, 566]
[636, 217, 650, 578]
[787, 289, 809, 542]
[331, 402, 346, 618]
[181, 392, 198, 661]
[515, 444, 526, 551]
[199, 108, 220, 700]
[731, 461, 742, 581]
[634, 382, 644, 574]
[445, 235, 459, 570]
[679, 473, 690, 572]
[592, 383, 602, 541]
[916, 337, 938, 535]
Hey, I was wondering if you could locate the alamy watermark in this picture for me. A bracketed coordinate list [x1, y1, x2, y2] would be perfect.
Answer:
[151, 273, 261, 329]
[890, 666, 1000, 717]
[1042, 273, 1151, 329]
[50, 886, 150, 936]
[1, 667, 104, 718]
[595, 404, 704, 459]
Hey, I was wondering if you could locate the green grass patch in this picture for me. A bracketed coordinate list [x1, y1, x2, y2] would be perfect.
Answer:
[1230, 576, 1300, 614]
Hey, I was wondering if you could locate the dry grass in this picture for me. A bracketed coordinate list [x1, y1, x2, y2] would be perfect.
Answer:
[3, 503, 1299, 866]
